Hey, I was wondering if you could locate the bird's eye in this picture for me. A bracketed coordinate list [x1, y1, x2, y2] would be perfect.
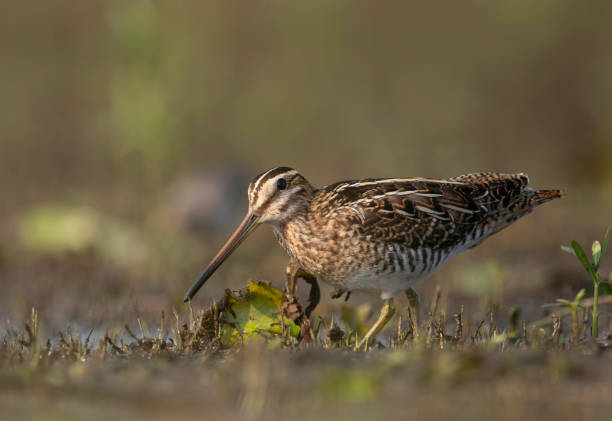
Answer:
[276, 178, 287, 190]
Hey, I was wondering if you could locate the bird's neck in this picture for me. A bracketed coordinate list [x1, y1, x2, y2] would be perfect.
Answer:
[272, 210, 312, 259]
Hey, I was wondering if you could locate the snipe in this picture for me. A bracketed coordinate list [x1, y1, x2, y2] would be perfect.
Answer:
[184, 167, 563, 348]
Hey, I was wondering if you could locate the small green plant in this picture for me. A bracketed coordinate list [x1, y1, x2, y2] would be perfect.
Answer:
[561, 227, 611, 339]
[507, 305, 521, 339]
[543, 288, 585, 341]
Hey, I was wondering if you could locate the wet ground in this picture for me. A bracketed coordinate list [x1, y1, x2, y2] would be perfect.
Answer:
[2, 249, 612, 421]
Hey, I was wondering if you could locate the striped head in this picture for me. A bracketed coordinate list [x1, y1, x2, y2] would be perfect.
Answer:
[247, 167, 313, 224]
[183, 167, 313, 301]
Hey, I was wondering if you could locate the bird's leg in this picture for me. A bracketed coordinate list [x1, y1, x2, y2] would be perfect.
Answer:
[295, 268, 320, 342]
[284, 262, 320, 316]
[301, 271, 320, 319]
[283, 261, 321, 342]
[284, 261, 300, 297]
[357, 298, 395, 349]
[405, 288, 420, 335]
[282, 262, 304, 322]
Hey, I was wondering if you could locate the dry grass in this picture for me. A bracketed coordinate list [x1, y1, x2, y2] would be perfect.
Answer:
[2, 287, 612, 421]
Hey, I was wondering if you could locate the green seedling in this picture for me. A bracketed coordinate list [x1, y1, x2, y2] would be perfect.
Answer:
[561, 227, 611, 339]
[508, 305, 521, 339]
[543, 288, 585, 341]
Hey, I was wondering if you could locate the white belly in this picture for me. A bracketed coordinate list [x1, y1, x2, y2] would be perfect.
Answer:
[337, 245, 463, 299]
[343, 271, 423, 299]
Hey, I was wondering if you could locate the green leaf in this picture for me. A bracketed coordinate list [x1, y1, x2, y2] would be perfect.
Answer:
[592, 241, 602, 269]
[574, 288, 586, 303]
[571, 240, 597, 280]
[219, 281, 300, 346]
[544, 299, 572, 309]
[602, 227, 611, 261]
[600, 282, 612, 295]
[561, 245, 575, 256]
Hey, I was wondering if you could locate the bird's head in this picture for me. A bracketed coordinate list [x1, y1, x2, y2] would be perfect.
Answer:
[183, 167, 313, 301]
[247, 167, 313, 224]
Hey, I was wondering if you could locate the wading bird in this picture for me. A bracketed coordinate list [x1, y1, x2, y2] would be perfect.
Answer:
[184, 167, 562, 348]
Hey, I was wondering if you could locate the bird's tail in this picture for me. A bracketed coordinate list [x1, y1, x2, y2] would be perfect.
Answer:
[533, 189, 565, 205]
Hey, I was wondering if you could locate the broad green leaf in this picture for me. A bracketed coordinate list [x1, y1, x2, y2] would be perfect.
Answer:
[561, 245, 575, 256]
[592, 241, 601, 269]
[571, 240, 596, 280]
[599, 282, 612, 295]
[219, 281, 300, 346]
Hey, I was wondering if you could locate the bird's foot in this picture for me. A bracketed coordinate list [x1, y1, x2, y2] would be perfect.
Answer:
[357, 298, 395, 350]
[280, 294, 304, 322]
[284, 262, 320, 319]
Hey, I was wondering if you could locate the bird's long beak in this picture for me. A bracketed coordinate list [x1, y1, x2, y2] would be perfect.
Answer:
[183, 212, 260, 302]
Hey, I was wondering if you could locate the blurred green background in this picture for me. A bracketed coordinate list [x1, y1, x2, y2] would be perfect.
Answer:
[1, 0, 611, 330]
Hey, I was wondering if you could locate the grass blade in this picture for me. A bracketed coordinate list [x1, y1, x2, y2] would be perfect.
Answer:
[574, 288, 586, 302]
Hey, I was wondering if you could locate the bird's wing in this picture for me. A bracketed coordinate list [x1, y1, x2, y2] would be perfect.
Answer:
[325, 173, 530, 249]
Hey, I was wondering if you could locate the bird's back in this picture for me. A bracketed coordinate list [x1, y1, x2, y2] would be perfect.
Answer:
[320, 172, 563, 253]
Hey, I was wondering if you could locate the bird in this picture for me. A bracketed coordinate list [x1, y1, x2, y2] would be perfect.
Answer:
[183, 166, 563, 348]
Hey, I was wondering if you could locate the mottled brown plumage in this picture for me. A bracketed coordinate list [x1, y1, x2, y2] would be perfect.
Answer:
[184, 167, 563, 347]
